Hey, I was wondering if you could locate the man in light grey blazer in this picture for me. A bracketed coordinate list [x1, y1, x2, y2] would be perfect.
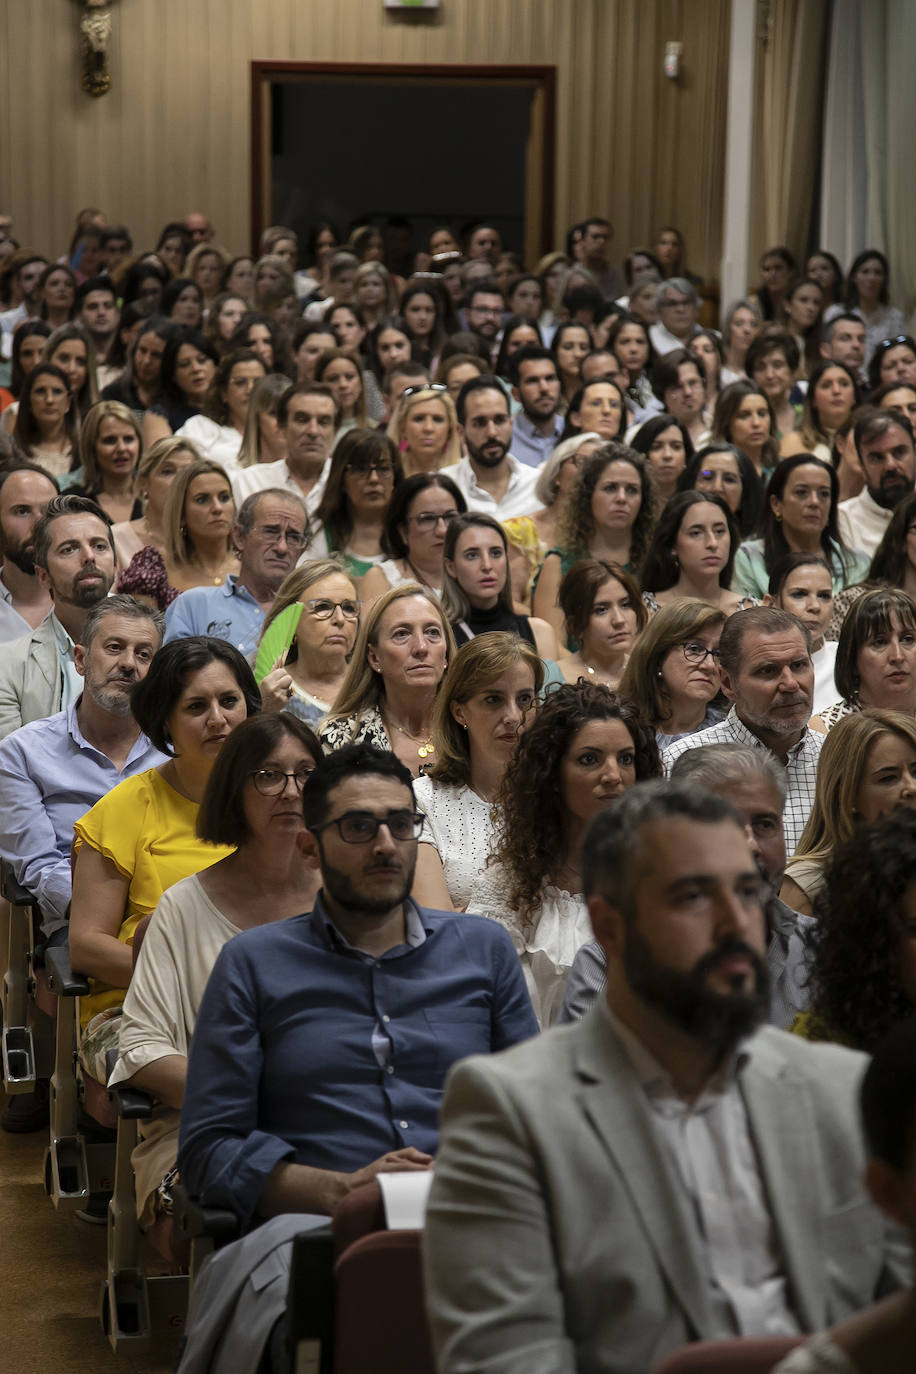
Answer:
[0, 494, 115, 739]
[423, 782, 909, 1374]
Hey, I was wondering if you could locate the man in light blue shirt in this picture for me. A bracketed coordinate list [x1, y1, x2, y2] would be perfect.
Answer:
[509, 346, 564, 469]
[164, 488, 308, 662]
[0, 594, 166, 943]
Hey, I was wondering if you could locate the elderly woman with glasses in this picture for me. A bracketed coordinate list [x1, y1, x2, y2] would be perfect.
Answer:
[258, 559, 361, 726]
[302, 428, 402, 579]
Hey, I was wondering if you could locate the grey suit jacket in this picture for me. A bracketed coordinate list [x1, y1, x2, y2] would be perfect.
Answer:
[0, 616, 62, 740]
[423, 1004, 909, 1374]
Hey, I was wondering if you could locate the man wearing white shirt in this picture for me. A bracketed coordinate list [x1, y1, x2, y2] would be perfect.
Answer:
[838, 409, 915, 558]
[649, 278, 702, 358]
[440, 376, 542, 522]
[0, 464, 58, 643]
[232, 382, 338, 522]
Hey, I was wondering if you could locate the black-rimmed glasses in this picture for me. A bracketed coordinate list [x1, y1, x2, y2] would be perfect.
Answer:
[345, 461, 395, 479]
[681, 641, 720, 665]
[249, 766, 315, 795]
[304, 598, 361, 621]
[310, 810, 426, 844]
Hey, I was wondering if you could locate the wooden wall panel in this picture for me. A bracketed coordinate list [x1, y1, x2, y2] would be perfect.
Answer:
[0, 0, 730, 282]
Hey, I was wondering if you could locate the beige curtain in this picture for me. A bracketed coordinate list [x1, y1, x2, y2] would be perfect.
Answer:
[876, 0, 916, 322]
[749, 0, 829, 277]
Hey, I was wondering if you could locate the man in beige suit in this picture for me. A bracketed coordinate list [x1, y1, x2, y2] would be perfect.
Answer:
[424, 782, 908, 1374]
[0, 494, 116, 739]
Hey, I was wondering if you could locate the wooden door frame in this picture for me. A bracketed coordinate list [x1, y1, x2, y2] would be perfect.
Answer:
[250, 61, 556, 260]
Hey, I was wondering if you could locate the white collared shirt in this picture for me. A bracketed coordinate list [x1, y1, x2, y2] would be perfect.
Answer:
[837, 487, 896, 560]
[439, 454, 543, 521]
[607, 1006, 800, 1340]
[231, 457, 330, 521]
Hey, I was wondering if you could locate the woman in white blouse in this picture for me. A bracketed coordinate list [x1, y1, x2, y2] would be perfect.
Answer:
[107, 713, 322, 1246]
[175, 348, 266, 470]
[413, 632, 543, 911]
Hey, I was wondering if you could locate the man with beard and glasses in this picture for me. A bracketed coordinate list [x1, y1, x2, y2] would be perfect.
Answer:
[423, 782, 909, 1374]
[663, 605, 823, 856]
[175, 744, 536, 1374]
[839, 408, 916, 557]
[0, 595, 164, 1132]
[0, 494, 118, 738]
[0, 463, 58, 642]
[561, 744, 814, 1031]
[441, 375, 541, 520]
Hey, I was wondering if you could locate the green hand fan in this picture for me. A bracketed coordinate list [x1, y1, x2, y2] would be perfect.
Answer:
[254, 603, 303, 684]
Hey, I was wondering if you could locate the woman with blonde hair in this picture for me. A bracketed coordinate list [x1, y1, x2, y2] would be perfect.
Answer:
[111, 436, 198, 567]
[257, 558, 360, 726]
[185, 242, 231, 320]
[353, 260, 397, 330]
[162, 458, 238, 592]
[319, 583, 454, 777]
[780, 708, 916, 917]
[618, 597, 727, 748]
[235, 373, 290, 468]
[387, 384, 461, 476]
[70, 399, 143, 525]
[412, 632, 544, 911]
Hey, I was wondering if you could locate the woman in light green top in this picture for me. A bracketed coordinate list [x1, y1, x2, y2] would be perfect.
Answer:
[732, 453, 870, 600]
[304, 427, 402, 580]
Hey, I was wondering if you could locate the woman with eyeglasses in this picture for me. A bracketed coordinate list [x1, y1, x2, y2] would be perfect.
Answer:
[677, 441, 764, 540]
[552, 558, 645, 689]
[387, 384, 461, 477]
[411, 633, 543, 912]
[319, 584, 454, 777]
[107, 713, 321, 1249]
[258, 559, 361, 726]
[618, 598, 727, 748]
[361, 472, 467, 608]
[303, 428, 401, 580]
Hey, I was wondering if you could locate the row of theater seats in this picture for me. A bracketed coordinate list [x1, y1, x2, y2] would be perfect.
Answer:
[2, 859, 804, 1372]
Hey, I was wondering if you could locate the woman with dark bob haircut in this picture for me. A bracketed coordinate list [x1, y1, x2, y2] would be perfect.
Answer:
[69, 636, 259, 1083]
[732, 452, 869, 601]
[811, 587, 916, 733]
[141, 325, 219, 447]
[641, 489, 748, 615]
[791, 807, 916, 1052]
[307, 427, 402, 579]
[466, 681, 660, 1026]
[361, 471, 466, 607]
[109, 712, 322, 1242]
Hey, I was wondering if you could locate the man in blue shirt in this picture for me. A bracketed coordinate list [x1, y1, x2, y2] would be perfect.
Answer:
[164, 488, 308, 662]
[179, 744, 537, 1228]
[509, 345, 564, 469]
[0, 593, 166, 1131]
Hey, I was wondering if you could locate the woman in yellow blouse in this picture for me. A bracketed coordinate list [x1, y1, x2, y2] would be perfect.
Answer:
[69, 637, 260, 1045]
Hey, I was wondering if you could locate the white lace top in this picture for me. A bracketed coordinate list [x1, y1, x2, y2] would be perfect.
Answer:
[413, 777, 498, 911]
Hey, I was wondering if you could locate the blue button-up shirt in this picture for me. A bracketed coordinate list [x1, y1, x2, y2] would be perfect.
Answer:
[178, 894, 538, 1226]
[510, 411, 564, 469]
[164, 574, 265, 663]
[0, 700, 166, 936]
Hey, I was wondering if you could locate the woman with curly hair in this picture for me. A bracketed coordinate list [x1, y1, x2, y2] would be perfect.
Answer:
[465, 681, 660, 1027]
[533, 445, 656, 644]
[790, 806, 916, 1051]
[412, 632, 544, 911]
[780, 708, 916, 918]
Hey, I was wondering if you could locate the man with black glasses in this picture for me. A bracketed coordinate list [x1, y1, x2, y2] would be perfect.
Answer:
[176, 744, 535, 1373]
[164, 488, 308, 662]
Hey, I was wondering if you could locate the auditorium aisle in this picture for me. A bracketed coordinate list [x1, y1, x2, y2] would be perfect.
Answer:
[0, 1093, 180, 1373]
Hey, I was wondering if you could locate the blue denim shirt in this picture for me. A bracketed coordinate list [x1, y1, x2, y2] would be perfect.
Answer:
[178, 895, 539, 1226]
[164, 575, 265, 663]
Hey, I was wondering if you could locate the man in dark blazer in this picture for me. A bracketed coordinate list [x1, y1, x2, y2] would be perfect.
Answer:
[423, 781, 909, 1374]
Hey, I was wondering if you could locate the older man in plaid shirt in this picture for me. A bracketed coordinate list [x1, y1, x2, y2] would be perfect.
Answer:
[663, 606, 823, 857]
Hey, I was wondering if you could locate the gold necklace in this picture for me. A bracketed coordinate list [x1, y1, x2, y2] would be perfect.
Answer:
[386, 713, 435, 759]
